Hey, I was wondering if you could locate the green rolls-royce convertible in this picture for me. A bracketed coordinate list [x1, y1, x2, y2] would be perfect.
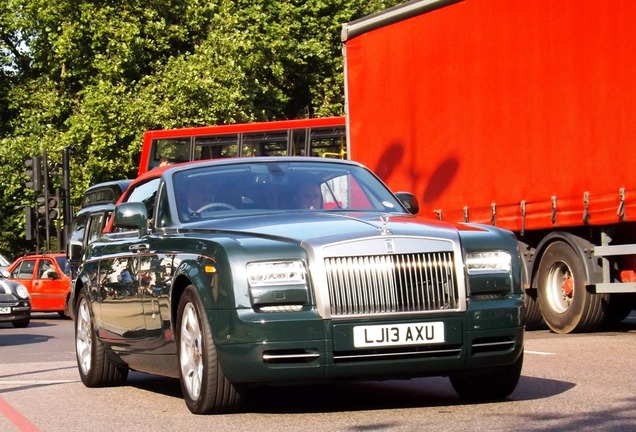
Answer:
[71, 157, 524, 414]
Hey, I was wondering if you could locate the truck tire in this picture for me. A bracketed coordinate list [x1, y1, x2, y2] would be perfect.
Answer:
[450, 351, 523, 400]
[536, 241, 607, 333]
[523, 291, 543, 330]
[519, 242, 542, 329]
[177, 285, 243, 414]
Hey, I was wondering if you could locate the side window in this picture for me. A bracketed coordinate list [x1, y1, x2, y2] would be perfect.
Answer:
[86, 213, 106, 245]
[68, 213, 88, 247]
[125, 178, 161, 221]
[37, 259, 56, 279]
[13, 259, 36, 279]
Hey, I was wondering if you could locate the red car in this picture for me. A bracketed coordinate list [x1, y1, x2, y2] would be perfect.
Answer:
[7, 253, 71, 317]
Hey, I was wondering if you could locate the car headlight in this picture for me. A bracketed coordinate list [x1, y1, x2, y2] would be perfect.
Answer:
[247, 260, 306, 287]
[15, 283, 30, 299]
[465, 251, 511, 275]
[247, 260, 309, 310]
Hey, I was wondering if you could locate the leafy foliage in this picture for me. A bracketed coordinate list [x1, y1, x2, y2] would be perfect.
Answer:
[0, 0, 401, 257]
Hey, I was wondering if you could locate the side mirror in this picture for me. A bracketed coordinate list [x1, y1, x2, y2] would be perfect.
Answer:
[114, 202, 148, 236]
[69, 242, 83, 261]
[47, 271, 61, 280]
[395, 192, 419, 215]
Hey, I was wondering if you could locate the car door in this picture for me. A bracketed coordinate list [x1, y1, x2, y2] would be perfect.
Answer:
[10, 258, 36, 299]
[97, 248, 146, 341]
[97, 177, 161, 343]
[34, 258, 67, 311]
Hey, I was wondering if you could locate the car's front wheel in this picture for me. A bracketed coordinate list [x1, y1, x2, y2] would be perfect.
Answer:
[177, 285, 243, 414]
[449, 351, 523, 400]
[75, 290, 128, 387]
[12, 318, 30, 328]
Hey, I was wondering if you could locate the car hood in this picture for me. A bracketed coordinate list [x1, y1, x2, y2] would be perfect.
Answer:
[180, 211, 470, 247]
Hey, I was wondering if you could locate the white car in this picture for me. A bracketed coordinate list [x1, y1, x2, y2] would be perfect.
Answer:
[0, 254, 11, 276]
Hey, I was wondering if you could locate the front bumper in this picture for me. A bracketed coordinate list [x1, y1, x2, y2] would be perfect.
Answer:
[0, 303, 31, 323]
[210, 299, 524, 384]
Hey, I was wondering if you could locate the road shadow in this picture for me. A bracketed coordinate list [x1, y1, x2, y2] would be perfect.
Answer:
[128, 372, 182, 399]
[126, 373, 574, 415]
[241, 375, 574, 414]
[0, 332, 53, 346]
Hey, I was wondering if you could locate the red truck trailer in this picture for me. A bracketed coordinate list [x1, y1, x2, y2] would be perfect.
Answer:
[342, 0, 636, 333]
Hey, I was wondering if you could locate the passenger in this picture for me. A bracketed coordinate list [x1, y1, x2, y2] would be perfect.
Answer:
[39, 261, 56, 279]
[293, 181, 323, 210]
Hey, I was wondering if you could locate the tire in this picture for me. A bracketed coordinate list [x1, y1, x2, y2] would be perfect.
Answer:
[59, 295, 71, 319]
[177, 285, 243, 414]
[536, 241, 607, 334]
[75, 291, 128, 387]
[450, 351, 523, 400]
[12, 318, 30, 328]
[524, 291, 543, 330]
[519, 242, 543, 329]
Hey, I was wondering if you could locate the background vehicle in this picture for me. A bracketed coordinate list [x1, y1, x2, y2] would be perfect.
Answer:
[0, 253, 12, 275]
[71, 157, 524, 414]
[139, 116, 346, 175]
[67, 179, 132, 278]
[342, 0, 636, 333]
[0, 277, 31, 328]
[8, 253, 71, 317]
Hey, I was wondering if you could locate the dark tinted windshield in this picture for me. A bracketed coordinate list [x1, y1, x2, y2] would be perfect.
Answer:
[172, 161, 404, 222]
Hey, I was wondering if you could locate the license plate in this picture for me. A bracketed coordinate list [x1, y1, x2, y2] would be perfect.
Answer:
[353, 322, 444, 348]
[0, 306, 10, 314]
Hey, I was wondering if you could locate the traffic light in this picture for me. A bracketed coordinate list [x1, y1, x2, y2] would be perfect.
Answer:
[25, 157, 42, 191]
[47, 196, 59, 220]
[36, 196, 47, 219]
[24, 206, 35, 241]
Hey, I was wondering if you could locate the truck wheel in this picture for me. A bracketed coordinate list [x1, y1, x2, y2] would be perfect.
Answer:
[536, 241, 607, 333]
[177, 286, 243, 414]
[450, 351, 523, 400]
[75, 291, 129, 387]
[519, 243, 542, 329]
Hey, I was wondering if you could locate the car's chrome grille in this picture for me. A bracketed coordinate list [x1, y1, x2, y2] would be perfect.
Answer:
[325, 252, 459, 316]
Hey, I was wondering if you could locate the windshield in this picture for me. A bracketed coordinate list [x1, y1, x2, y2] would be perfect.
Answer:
[172, 161, 405, 223]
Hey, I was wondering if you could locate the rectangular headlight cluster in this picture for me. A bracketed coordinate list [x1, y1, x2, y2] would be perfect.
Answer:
[247, 260, 306, 287]
[465, 251, 511, 275]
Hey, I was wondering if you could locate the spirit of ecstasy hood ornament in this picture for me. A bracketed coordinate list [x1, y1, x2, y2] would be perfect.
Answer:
[379, 215, 391, 235]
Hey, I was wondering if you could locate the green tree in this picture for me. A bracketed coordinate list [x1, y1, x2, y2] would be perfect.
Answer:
[0, 0, 401, 257]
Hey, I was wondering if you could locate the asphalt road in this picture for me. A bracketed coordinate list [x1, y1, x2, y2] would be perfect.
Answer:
[1, 312, 635, 432]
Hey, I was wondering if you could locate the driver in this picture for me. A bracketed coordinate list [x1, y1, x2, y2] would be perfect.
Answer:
[181, 178, 216, 218]
[293, 181, 323, 210]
